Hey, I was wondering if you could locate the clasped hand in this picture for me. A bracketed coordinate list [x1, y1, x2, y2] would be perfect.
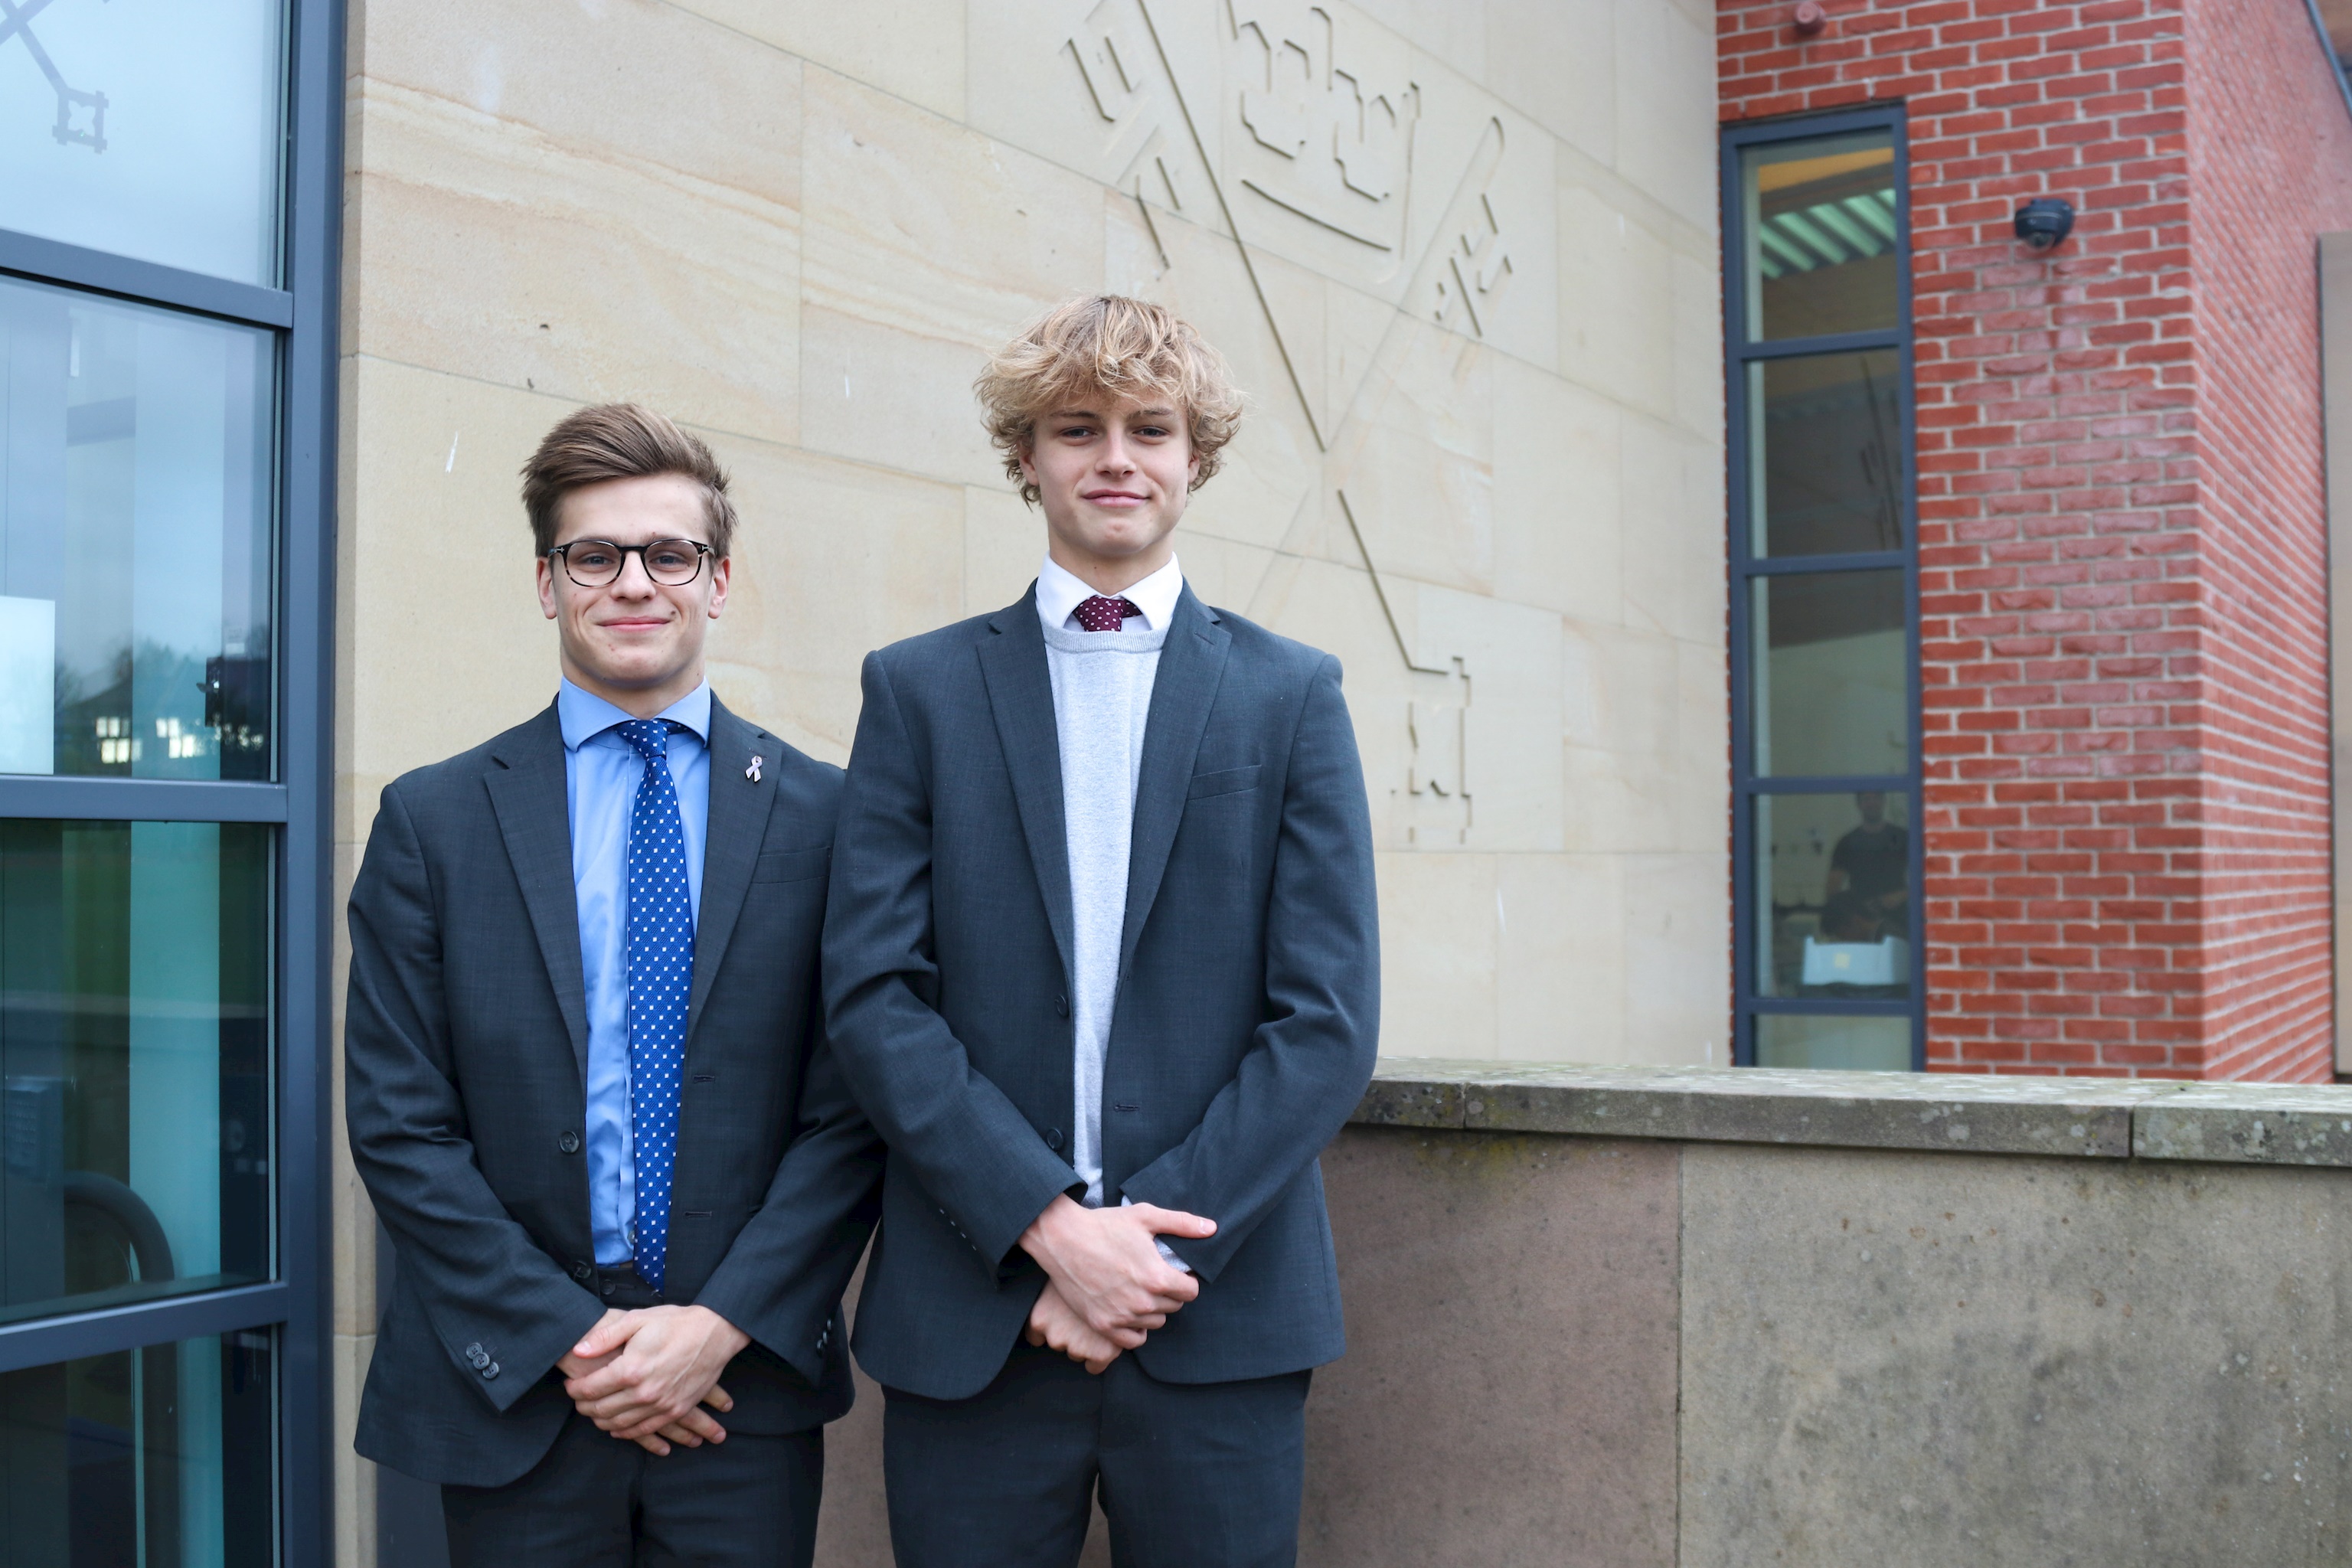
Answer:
[1019, 1195, 1215, 1376]
[558, 1304, 750, 1456]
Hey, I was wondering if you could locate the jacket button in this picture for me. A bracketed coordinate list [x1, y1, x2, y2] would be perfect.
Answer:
[1054, 994, 1070, 1017]
[481, 1362, 500, 1380]
[558, 1130, 582, 1155]
[464, 1342, 485, 1364]
[572, 1261, 593, 1282]
[1044, 1127, 1064, 1151]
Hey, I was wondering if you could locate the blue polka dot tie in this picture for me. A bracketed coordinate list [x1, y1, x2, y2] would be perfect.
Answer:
[618, 719, 692, 1293]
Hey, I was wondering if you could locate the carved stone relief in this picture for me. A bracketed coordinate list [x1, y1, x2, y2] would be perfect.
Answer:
[1062, 0, 1534, 849]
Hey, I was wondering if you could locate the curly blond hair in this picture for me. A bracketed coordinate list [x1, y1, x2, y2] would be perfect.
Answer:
[974, 296, 1243, 506]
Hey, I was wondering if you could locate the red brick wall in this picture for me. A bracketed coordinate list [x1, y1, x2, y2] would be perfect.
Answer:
[2180, 0, 2352, 1080]
[1718, 0, 2352, 1079]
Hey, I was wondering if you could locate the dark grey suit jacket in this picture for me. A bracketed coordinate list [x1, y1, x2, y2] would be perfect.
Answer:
[824, 585, 1379, 1401]
[346, 697, 883, 1487]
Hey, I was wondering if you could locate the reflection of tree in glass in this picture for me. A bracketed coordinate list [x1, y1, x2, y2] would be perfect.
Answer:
[1855, 356, 1902, 552]
[51, 635, 269, 776]
[0, 0, 110, 151]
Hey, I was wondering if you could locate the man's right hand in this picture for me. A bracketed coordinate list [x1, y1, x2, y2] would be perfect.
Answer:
[1018, 1194, 1214, 1341]
[557, 1308, 729, 1455]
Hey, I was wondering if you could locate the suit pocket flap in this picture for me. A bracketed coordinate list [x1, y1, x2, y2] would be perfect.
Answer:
[752, 846, 831, 883]
[1186, 763, 1262, 800]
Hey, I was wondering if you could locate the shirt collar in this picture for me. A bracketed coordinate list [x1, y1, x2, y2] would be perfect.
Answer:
[1034, 552, 1185, 632]
[557, 678, 713, 753]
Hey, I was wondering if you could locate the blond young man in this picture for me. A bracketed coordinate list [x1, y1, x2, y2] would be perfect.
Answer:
[346, 406, 881, 1566]
[823, 298, 1380, 1566]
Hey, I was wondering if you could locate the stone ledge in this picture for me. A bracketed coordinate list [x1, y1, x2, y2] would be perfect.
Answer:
[1354, 1060, 2352, 1167]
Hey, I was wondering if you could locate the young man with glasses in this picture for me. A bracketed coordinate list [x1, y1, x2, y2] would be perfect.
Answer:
[824, 296, 1380, 1566]
[345, 403, 880, 1566]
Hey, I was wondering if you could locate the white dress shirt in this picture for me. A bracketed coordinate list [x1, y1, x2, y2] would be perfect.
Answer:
[1033, 554, 1193, 1269]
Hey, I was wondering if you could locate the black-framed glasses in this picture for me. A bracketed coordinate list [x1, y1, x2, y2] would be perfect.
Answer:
[547, 537, 714, 588]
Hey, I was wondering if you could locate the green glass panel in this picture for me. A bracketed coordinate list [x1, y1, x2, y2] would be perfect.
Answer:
[1755, 1014, 1912, 1071]
[1748, 349, 1904, 557]
[1742, 130, 1899, 341]
[0, 821, 272, 1325]
[1756, 792, 1911, 1001]
[0, 1330, 276, 1565]
[1752, 570, 1906, 778]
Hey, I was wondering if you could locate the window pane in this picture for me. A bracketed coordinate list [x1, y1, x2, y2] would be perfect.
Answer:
[1756, 791, 1910, 1001]
[1755, 1014, 1911, 1070]
[1748, 350, 1904, 557]
[1741, 130, 1897, 341]
[0, 274, 276, 780]
[0, 1329, 276, 1566]
[1752, 570, 1906, 777]
[0, 821, 272, 1325]
[0, 0, 285, 286]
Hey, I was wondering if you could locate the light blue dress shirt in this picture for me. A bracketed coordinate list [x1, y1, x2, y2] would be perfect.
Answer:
[558, 678, 712, 1267]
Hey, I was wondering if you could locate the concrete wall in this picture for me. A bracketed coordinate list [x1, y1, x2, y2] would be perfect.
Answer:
[335, 3, 1724, 1556]
[806, 1064, 2352, 1566]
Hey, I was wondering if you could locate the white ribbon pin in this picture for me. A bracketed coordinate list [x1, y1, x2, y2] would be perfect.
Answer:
[746, 754, 763, 783]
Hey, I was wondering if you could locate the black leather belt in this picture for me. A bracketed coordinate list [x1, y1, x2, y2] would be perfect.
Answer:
[595, 1261, 662, 1308]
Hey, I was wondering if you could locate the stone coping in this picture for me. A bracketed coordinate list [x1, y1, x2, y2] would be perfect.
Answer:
[1354, 1059, 2352, 1168]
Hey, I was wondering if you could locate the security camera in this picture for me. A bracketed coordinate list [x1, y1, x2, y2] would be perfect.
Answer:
[2014, 198, 2075, 252]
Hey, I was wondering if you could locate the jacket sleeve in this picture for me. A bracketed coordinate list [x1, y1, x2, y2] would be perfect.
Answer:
[1117, 655, 1380, 1282]
[822, 652, 1083, 1277]
[694, 989, 885, 1382]
[344, 782, 607, 1412]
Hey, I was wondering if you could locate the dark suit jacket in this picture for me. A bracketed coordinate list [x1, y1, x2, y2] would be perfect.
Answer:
[823, 584, 1379, 1401]
[346, 697, 884, 1487]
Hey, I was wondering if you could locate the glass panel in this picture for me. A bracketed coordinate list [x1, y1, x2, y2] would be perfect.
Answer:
[1748, 350, 1904, 557]
[1756, 1014, 1912, 1071]
[0, 1329, 276, 1566]
[0, 0, 286, 286]
[1752, 570, 1906, 777]
[1756, 791, 1911, 1000]
[0, 274, 276, 780]
[1742, 129, 1898, 341]
[0, 821, 272, 1325]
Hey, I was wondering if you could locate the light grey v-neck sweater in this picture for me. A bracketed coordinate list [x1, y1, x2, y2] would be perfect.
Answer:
[1040, 616, 1167, 1207]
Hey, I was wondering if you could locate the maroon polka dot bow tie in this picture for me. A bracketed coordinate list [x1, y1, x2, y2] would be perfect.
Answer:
[1073, 595, 1142, 632]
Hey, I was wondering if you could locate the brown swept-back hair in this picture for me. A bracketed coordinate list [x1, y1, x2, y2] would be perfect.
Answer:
[974, 296, 1243, 507]
[520, 403, 738, 557]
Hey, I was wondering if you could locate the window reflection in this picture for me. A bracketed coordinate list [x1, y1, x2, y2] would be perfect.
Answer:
[1757, 791, 1910, 1001]
[1753, 570, 1906, 777]
[0, 821, 272, 1326]
[0, 1330, 276, 1566]
[1742, 131, 1898, 341]
[0, 0, 286, 286]
[1749, 350, 1903, 557]
[0, 273, 276, 780]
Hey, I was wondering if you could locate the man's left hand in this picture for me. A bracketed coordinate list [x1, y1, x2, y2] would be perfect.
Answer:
[562, 1305, 750, 1443]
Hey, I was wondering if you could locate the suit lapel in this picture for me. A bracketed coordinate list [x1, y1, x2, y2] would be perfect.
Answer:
[485, 706, 591, 1086]
[1120, 587, 1232, 979]
[688, 698, 772, 1044]
[977, 589, 1076, 979]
